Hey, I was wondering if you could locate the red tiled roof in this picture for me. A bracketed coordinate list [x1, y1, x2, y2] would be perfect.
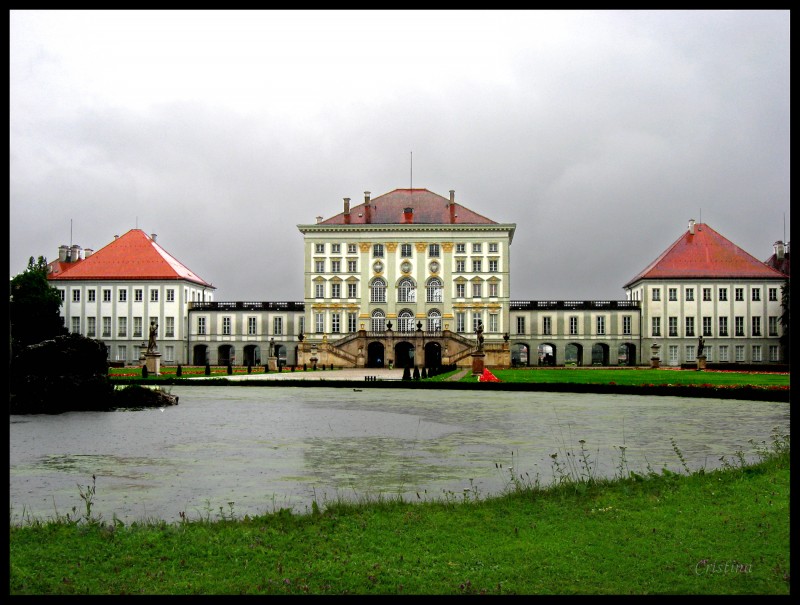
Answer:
[319, 189, 497, 225]
[624, 223, 788, 287]
[47, 229, 214, 287]
[764, 252, 790, 277]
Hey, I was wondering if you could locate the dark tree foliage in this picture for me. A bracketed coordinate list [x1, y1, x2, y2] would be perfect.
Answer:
[9, 256, 67, 354]
[779, 279, 790, 364]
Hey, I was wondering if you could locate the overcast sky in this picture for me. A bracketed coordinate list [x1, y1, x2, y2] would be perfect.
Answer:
[10, 10, 790, 301]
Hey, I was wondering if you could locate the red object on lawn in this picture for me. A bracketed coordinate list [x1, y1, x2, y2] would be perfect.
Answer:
[478, 368, 500, 382]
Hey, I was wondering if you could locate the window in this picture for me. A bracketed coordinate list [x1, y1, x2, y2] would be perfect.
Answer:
[314, 283, 324, 298]
[704, 346, 712, 362]
[456, 260, 466, 272]
[118, 289, 127, 302]
[542, 317, 552, 336]
[428, 243, 440, 257]
[769, 287, 778, 302]
[769, 316, 779, 336]
[331, 260, 341, 273]
[165, 316, 175, 337]
[116, 346, 127, 362]
[398, 278, 415, 303]
[371, 279, 386, 303]
[71, 316, 80, 333]
[668, 288, 678, 301]
[88, 289, 96, 302]
[488, 243, 498, 253]
[472, 259, 482, 272]
[331, 313, 340, 333]
[472, 312, 482, 333]
[373, 244, 384, 258]
[516, 316, 526, 335]
[735, 288, 744, 301]
[133, 318, 143, 338]
[331, 283, 341, 298]
[222, 317, 231, 335]
[702, 316, 712, 337]
[719, 345, 729, 362]
[596, 316, 605, 335]
[299, 316, 305, 335]
[719, 316, 728, 337]
[652, 288, 661, 301]
[668, 345, 678, 364]
[488, 260, 498, 272]
[347, 283, 358, 298]
[455, 243, 466, 254]
[685, 317, 695, 337]
[752, 288, 761, 302]
[315, 260, 325, 272]
[735, 316, 744, 337]
[751, 316, 761, 337]
[102, 316, 111, 338]
[472, 282, 482, 298]
[103, 289, 111, 302]
[769, 345, 779, 361]
[752, 345, 762, 362]
[315, 313, 324, 333]
[668, 316, 678, 337]
[197, 317, 206, 335]
[703, 288, 712, 301]
[401, 243, 412, 257]
[685, 345, 695, 362]
[685, 288, 694, 301]
[134, 289, 143, 302]
[332, 243, 340, 254]
[273, 316, 283, 335]
[719, 288, 728, 301]
[117, 317, 127, 337]
[427, 278, 443, 302]
[150, 289, 158, 302]
[315, 243, 325, 253]
[347, 244, 357, 254]
[58, 289, 65, 302]
[651, 316, 661, 337]
[164, 346, 174, 363]
[622, 315, 631, 336]
[347, 260, 357, 272]
[456, 312, 466, 333]
[735, 345, 745, 362]
[472, 243, 482, 253]
[488, 313, 498, 333]
[570, 316, 579, 336]
[166, 289, 175, 302]
[87, 317, 96, 337]
[370, 310, 385, 332]
[72, 290, 81, 302]
[398, 310, 415, 332]
[348, 312, 357, 333]
[248, 317, 257, 335]
[456, 283, 465, 298]
[488, 282, 498, 297]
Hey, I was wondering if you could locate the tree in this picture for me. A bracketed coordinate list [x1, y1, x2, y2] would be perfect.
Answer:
[9, 256, 67, 354]
[779, 279, 790, 364]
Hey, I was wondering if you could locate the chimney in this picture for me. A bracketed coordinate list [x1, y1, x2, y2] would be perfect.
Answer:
[364, 191, 372, 224]
[114, 235, 119, 240]
[315, 216, 323, 224]
[343, 197, 351, 225]
[774, 241, 785, 260]
[449, 190, 456, 224]
[151, 233, 157, 243]
[688, 219, 695, 235]
[403, 207, 414, 224]
[84, 248, 94, 258]
[71, 244, 81, 262]
[58, 245, 69, 262]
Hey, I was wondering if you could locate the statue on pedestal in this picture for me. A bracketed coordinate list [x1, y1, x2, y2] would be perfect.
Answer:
[147, 320, 158, 353]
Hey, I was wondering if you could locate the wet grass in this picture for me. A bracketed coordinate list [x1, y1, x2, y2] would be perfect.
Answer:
[9, 430, 790, 595]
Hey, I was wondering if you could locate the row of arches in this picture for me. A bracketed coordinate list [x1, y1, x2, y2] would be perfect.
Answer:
[371, 277, 444, 303]
[511, 342, 638, 366]
[191, 343, 291, 366]
[370, 309, 442, 332]
[365, 340, 443, 369]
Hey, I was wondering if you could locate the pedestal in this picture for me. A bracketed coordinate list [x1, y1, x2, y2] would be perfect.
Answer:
[471, 353, 486, 376]
[696, 355, 707, 371]
[145, 352, 161, 376]
[268, 356, 278, 372]
[650, 357, 660, 369]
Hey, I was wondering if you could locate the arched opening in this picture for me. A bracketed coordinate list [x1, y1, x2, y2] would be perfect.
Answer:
[276, 344, 287, 368]
[592, 343, 610, 365]
[424, 341, 442, 369]
[511, 343, 529, 367]
[192, 344, 209, 366]
[397, 309, 415, 333]
[618, 343, 637, 366]
[367, 341, 385, 368]
[371, 309, 386, 332]
[394, 341, 415, 368]
[397, 277, 416, 303]
[538, 343, 556, 366]
[243, 345, 261, 366]
[217, 344, 235, 366]
[565, 343, 583, 366]
[427, 309, 442, 332]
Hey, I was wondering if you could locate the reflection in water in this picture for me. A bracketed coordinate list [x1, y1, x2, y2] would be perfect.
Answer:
[9, 386, 789, 525]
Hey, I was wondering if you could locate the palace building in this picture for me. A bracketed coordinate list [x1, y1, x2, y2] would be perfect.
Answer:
[47, 188, 789, 368]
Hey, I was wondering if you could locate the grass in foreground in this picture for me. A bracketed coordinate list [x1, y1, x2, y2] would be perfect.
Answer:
[9, 432, 790, 595]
